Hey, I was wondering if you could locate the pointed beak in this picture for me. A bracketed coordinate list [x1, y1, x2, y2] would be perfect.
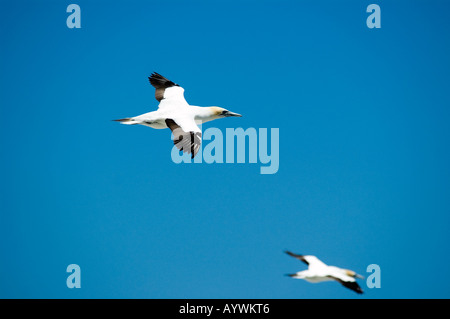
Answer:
[224, 111, 242, 117]
[355, 274, 364, 279]
[285, 274, 296, 277]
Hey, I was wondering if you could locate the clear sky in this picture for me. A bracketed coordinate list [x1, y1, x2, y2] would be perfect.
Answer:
[1, 0, 450, 299]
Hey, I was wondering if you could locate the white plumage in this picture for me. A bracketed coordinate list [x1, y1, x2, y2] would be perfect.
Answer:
[114, 72, 241, 158]
[285, 251, 364, 294]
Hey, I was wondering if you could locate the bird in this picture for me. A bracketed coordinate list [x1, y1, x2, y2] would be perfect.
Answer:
[284, 250, 364, 294]
[113, 72, 242, 158]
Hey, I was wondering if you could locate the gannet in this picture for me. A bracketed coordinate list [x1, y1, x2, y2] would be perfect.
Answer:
[114, 72, 242, 158]
[284, 251, 364, 294]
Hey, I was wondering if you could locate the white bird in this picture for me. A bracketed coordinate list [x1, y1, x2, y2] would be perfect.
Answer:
[114, 72, 242, 158]
[284, 251, 364, 294]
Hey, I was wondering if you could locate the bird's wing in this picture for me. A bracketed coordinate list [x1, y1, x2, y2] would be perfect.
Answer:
[302, 255, 329, 269]
[285, 251, 328, 269]
[165, 118, 202, 159]
[327, 276, 364, 294]
[284, 251, 310, 265]
[148, 72, 187, 104]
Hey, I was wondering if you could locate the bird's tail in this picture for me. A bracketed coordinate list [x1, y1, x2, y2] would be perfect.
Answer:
[113, 118, 137, 125]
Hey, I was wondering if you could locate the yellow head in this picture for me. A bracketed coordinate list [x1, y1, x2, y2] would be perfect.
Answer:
[210, 107, 242, 118]
[345, 269, 364, 279]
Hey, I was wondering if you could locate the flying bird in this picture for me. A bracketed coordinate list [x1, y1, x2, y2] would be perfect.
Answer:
[114, 72, 242, 158]
[284, 251, 364, 294]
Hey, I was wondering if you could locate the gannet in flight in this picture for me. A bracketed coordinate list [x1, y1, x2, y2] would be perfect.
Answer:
[284, 251, 364, 294]
[114, 72, 242, 158]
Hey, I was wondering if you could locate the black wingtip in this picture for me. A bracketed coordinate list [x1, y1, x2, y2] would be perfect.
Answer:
[285, 250, 299, 257]
[148, 72, 179, 88]
[341, 281, 364, 294]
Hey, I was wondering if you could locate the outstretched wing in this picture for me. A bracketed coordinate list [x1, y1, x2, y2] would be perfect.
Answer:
[284, 251, 310, 265]
[148, 72, 185, 103]
[328, 276, 364, 294]
[285, 251, 329, 269]
[165, 119, 202, 159]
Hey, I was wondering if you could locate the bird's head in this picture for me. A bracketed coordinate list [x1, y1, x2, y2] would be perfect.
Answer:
[345, 269, 364, 279]
[210, 107, 242, 118]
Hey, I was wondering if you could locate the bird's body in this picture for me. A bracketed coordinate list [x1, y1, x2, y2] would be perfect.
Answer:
[285, 251, 364, 294]
[114, 73, 241, 158]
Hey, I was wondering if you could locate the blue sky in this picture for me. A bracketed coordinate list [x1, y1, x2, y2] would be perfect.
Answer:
[1, 0, 450, 298]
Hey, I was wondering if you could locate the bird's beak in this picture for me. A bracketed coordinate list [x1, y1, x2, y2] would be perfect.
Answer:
[224, 111, 242, 117]
[355, 274, 364, 279]
[285, 274, 296, 277]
